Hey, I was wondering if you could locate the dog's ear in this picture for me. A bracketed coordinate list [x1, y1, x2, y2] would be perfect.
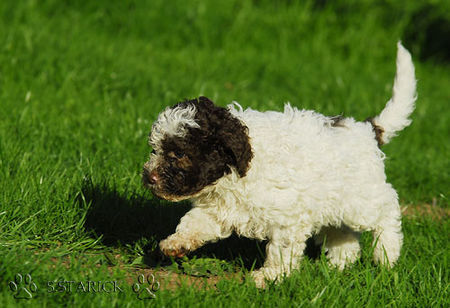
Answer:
[193, 96, 253, 177]
[197, 96, 215, 107]
[216, 116, 253, 177]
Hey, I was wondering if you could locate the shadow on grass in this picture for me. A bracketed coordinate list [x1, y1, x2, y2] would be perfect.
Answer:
[79, 181, 320, 270]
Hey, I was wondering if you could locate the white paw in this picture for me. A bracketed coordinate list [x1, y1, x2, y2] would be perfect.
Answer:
[328, 254, 348, 271]
[327, 247, 360, 270]
[251, 270, 268, 288]
[159, 234, 199, 258]
[250, 267, 284, 288]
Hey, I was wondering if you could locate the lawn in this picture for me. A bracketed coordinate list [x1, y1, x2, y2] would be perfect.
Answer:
[0, 0, 448, 307]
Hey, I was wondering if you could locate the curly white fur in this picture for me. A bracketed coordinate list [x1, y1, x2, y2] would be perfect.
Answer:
[159, 43, 415, 287]
[149, 104, 199, 151]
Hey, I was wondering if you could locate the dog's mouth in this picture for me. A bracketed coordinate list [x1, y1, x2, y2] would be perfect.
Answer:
[147, 185, 192, 202]
[144, 179, 210, 203]
[154, 192, 191, 202]
[142, 163, 215, 202]
[142, 172, 191, 202]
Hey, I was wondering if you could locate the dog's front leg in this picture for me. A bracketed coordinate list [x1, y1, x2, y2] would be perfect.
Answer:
[251, 231, 308, 288]
[160, 207, 231, 258]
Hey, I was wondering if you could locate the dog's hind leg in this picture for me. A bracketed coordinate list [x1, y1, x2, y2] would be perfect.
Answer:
[317, 226, 361, 270]
[341, 184, 403, 268]
[372, 208, 403, 267]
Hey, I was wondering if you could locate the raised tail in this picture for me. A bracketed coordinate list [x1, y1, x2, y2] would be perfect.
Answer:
[370, 42, 417, 145]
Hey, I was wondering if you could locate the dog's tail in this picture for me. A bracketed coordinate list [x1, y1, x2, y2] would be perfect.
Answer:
[368, 42, 417, 146]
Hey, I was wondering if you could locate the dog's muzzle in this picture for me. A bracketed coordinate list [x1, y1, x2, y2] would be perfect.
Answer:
[143, 167, 159, 187]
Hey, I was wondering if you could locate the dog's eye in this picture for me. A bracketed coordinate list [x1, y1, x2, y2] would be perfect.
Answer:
[174, 150, 185, 159]
[151, 149, 156, 155]
[167, 150, 185, 160]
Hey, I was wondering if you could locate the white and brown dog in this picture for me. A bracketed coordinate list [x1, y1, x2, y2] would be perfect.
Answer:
[143, 42, 416, 287]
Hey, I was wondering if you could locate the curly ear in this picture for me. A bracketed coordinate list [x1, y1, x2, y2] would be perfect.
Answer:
[217, 119, 253, 177]
[198, 96, 215, 107]
[189, 96, 253, 177]
[191, 96, 253, 177]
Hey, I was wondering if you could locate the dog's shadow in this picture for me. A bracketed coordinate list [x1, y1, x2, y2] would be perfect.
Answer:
[79, 181, 320, 270]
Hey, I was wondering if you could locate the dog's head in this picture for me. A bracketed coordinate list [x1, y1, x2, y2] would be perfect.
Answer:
[143, 96, 253, 201]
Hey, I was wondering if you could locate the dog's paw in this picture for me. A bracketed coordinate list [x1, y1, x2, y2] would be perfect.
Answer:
[250, 267, 290, 288]
[159, 233, 202, 258]
[159, 236, 188, 258]
[251, 268, 281, 288]
[251, 270, 268, 288]
[327, 244, 361, 271]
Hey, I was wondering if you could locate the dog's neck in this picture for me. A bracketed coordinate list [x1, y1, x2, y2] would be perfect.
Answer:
[190, 167, 243, 207]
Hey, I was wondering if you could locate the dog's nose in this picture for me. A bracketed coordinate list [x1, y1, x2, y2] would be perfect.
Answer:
[148, 171, 159, 185]
[143, 167, 160, 186]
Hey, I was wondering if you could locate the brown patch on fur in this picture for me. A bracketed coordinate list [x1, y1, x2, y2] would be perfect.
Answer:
[191, 96, 253, 177]
[365, 117, 385, 147]
[330, 115, 346, 127]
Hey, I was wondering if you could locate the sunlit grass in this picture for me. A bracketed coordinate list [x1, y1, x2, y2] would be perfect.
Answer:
[0, 0, 448, 306]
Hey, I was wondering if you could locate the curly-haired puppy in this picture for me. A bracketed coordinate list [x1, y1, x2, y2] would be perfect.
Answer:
[143, 42, 416, 287]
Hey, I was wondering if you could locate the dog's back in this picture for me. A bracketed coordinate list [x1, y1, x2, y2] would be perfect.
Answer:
[226, 41, 416, 215]
[228, 104, 386, 209]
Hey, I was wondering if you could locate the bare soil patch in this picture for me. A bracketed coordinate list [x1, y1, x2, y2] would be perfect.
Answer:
[401, 203, 449, 221]
[126, 268, 243, 291]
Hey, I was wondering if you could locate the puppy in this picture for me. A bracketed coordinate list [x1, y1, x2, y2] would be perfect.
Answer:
[143, 42, 416, 287]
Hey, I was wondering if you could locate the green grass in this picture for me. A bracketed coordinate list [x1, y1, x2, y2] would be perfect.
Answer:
[0, 0, 449, 306]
